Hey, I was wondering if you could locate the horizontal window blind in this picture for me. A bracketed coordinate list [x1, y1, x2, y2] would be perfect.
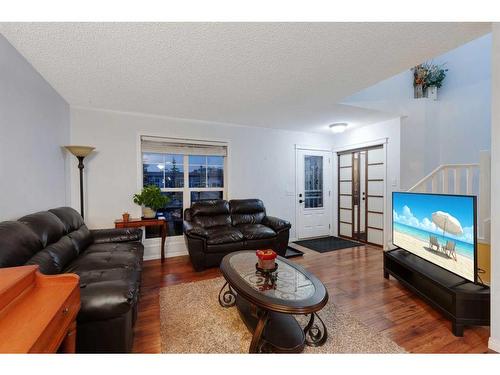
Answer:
[141, 136, 227, 156]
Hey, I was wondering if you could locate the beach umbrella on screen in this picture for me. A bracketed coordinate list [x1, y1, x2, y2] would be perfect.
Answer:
[431, 211, 463, 236]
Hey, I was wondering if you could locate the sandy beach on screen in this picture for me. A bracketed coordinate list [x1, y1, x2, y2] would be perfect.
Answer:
[393, 230, 474, 281]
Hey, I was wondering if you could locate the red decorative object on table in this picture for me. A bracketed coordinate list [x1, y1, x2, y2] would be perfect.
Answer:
[256, 249, 277, 270]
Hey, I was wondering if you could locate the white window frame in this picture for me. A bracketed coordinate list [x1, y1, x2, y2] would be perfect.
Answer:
[161, 154, 227, 210]
[138, 135, 229, 238]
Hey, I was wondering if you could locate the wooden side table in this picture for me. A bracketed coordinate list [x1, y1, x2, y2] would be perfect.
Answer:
[115, 217, 167, 262]
[0, 265, 80, 353]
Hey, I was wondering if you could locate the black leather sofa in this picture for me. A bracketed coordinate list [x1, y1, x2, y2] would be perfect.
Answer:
[0, 207, 143, 353]
[183, 199, 291, 271]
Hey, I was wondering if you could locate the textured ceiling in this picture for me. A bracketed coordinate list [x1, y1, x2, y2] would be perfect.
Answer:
[0, 22, 491, 133]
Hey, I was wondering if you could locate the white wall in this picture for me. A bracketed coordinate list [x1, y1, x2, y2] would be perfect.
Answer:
[331, 118, 401, 249]
[489, 23, 500, 354]
[342, 34, 491, 190]
[0, 35, 70, 220]
[69, 106, 332, 258]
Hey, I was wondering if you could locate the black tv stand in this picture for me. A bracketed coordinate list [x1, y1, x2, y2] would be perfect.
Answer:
[384, 248, 490, 336]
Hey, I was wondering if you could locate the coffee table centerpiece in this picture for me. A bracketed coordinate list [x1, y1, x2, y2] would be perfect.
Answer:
[218, 250, 328, 353]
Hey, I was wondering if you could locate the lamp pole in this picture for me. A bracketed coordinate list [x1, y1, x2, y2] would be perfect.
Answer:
[77, 156, 85, 219]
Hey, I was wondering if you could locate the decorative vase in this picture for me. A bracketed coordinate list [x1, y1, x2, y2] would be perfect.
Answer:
[426, 85, 438, 100]
[122, 212, 130, 222]
[256, 249, 277, 270]
[414, 84, 424, 99]
[142, 207, 156, 219]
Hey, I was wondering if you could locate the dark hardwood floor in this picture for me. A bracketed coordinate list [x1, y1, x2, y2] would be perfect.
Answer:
[132, 244, 490, 353]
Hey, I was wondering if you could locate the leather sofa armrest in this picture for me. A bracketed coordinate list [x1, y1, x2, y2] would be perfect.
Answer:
[90, 228, 143, 244]
[183, 221, 209, 238]
[263, 216, 291, 232]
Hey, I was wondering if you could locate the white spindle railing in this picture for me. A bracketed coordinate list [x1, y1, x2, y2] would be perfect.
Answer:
[409, 163, 479, 195]
[407, 150, 491, 243]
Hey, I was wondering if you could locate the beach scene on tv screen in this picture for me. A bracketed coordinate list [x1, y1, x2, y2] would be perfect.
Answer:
[392, 193, 475, 281]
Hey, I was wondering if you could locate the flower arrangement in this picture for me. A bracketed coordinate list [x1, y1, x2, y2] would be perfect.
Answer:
[412, 62, 448, 99]
[422, 62, 448, 88]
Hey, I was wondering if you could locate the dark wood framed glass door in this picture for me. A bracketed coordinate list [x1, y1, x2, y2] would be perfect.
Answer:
[337, 145, 384, 246]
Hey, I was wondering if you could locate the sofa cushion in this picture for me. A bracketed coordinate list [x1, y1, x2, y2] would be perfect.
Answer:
[191, 200, 231, 228]
[236, 223, 276, 240]
[49, 207, 85, 234]
[68, 225, 93, 254]
[84, 242, 144, 258]
[26, 249, 60, 274]
[91, 228, 143, 244]
[64, 247, 142, 273]
[205, 225, 244, 245]
[18, 211, 66, 247]
[76, 268, 141, 322]
[230, 199, 266, 226]
[0, 221, 42, 268]
[26, 236, 77, 274]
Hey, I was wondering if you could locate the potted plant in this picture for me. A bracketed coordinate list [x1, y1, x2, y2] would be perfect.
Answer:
[133, 185, 170, 219]
[423, 62, 448, 100]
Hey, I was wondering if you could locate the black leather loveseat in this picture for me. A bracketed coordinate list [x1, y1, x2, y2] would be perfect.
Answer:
[183, 199, 291, 271]
[0, 207, 143, 353]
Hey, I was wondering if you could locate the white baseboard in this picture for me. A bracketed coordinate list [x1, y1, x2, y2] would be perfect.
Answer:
[144, 235, 301, 261]
[143, 236, 188, 261]
[488, 337, 500, 353]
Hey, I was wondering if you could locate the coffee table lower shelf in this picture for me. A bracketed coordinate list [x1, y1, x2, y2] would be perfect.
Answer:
[236, 296, 306, 353]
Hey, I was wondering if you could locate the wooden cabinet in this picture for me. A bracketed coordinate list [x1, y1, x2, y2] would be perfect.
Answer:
[0, 265, 80, 353]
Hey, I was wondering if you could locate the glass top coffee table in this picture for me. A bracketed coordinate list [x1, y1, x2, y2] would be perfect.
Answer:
[219, 251, 328, 353]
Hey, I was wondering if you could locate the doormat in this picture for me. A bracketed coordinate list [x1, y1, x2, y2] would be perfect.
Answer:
[293, 236, 363, 253]
[284, 246, 304, 258]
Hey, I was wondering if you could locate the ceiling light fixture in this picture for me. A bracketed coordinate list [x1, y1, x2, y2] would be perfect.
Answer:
[329, 123, 348, 133]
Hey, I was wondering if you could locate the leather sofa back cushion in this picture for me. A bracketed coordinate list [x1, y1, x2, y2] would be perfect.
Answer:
[26, 236, 78, 274]
[191, 200, 231, 228]
[49, 207, 85, 234]
[69, 225, 93, 254]
[26, 249, 59, 274]
[18, 211, 66, 247]
[230, 199, 266, 226]
[0, 221, 42, 267]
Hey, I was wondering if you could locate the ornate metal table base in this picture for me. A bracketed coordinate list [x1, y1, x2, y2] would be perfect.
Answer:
[218, 282, 236, 307]
[303, 311, 327, 347]
[219, 282, 328, 353]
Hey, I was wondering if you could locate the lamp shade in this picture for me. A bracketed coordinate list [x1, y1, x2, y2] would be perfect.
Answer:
[64, 145, 95, 158]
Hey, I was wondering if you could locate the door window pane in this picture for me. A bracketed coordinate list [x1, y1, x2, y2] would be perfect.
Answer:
[304, 155, 323, 208]
[145, 192, 184, 237]
[191, 191, 223, 203]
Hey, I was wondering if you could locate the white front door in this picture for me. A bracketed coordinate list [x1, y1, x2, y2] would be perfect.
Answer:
[296, 149, 332, 239]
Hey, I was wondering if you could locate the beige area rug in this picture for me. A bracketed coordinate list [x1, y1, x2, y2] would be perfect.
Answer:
[159, 277, 405, 354]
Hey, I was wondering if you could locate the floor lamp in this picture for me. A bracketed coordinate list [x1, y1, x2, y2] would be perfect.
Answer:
[64, 145, 95, 219]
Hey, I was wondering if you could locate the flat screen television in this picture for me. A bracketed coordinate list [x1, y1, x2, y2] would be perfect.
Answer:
[392, 192, 477, 283]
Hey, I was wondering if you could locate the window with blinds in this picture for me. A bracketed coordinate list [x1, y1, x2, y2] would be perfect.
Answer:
[140, 136, 228, 237]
